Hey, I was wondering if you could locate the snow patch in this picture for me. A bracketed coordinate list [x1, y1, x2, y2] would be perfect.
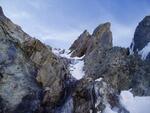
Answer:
[104, 91, 150, 113]
[52, 48, 72, 58]
[52, 48, 85, 80]
[95, 78, 102, 82]
[120, 90, 150, 113]
[130, 39, 135, 55]
[104, 104, 117, 113]
[138, 42, 150, 60]
[69, 59, 85, 80]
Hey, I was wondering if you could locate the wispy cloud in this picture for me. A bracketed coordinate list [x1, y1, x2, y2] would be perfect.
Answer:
[0, 0, 150, 49]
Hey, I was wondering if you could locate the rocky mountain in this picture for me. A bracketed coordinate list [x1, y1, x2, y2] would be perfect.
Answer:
[0, 6, 150, 113]
[130, 16, 150, 61]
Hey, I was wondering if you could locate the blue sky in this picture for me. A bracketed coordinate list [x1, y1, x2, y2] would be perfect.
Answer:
[1, 0, 150, 48]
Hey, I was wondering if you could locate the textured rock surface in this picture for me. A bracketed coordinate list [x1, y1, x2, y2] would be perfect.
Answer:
[0, 8, 41, 113]
[69, 30, 91, 57]
[70, 22, 112, 57]
[84, 47, 130, 90]
[91, 22, 112, 49]
[0, 7, 70, 113]
[22, 38, 70, 109]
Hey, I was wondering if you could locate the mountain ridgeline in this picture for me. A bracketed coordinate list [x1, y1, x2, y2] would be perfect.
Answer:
[0, 6, 150, 113]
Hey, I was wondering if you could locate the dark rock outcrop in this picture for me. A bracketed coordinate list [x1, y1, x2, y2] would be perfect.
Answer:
[130, 16, 150, 60]
[0, 6, 5, 17]
[132, 16, 150, 51]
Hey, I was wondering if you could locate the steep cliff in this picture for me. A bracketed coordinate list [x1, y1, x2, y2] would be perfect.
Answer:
[0, 7, 70, 113]
[130, 16, 150, 61]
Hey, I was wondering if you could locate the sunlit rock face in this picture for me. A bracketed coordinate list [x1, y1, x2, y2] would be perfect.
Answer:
[130, 16, 150, 61]
[69, 30, 92, 57]
[69, 22, 112, 57]
[22, 38, 71, 110]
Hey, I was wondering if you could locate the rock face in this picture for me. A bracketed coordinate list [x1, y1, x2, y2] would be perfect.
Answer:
[84, 46, 150, 94]
[69, 22, 112, 57]
[130, 16, 150, 60]
[0, 8, 41, 113]
[0, 7, 70, 113]
[22, 38, 70, 110]
[69, 30, 91, 57]
[92, 22, 112, 49]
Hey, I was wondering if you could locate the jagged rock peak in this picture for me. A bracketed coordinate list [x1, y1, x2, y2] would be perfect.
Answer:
[69, 22, 112, 57]
[0, 6, 5, 17]
[69, 29, 91, 57]
[92, 22, 112, 48]
[82, 29, 90, 35]
[130, 15, 150, 61]
[69, 30, 90, 50]
[92, 22, 111, 36]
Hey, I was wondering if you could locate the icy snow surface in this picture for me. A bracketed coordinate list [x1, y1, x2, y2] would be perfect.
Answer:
[138, 42, 150, 60]
[129, 39, 135, 55]
[69, 59, 85, 79]
[52, 48, 85, 80]
[119, 90, 150, 113]
[104, 90, 150, 113]
[104, 104, 117, 113]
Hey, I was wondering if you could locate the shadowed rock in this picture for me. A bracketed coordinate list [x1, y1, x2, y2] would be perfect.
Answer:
[130, 16, 150, 60]
[0, 6, 5, 17]
[132, 16, 150, 52]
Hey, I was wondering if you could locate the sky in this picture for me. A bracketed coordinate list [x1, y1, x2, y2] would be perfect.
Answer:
[0, 0, 150, 49]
